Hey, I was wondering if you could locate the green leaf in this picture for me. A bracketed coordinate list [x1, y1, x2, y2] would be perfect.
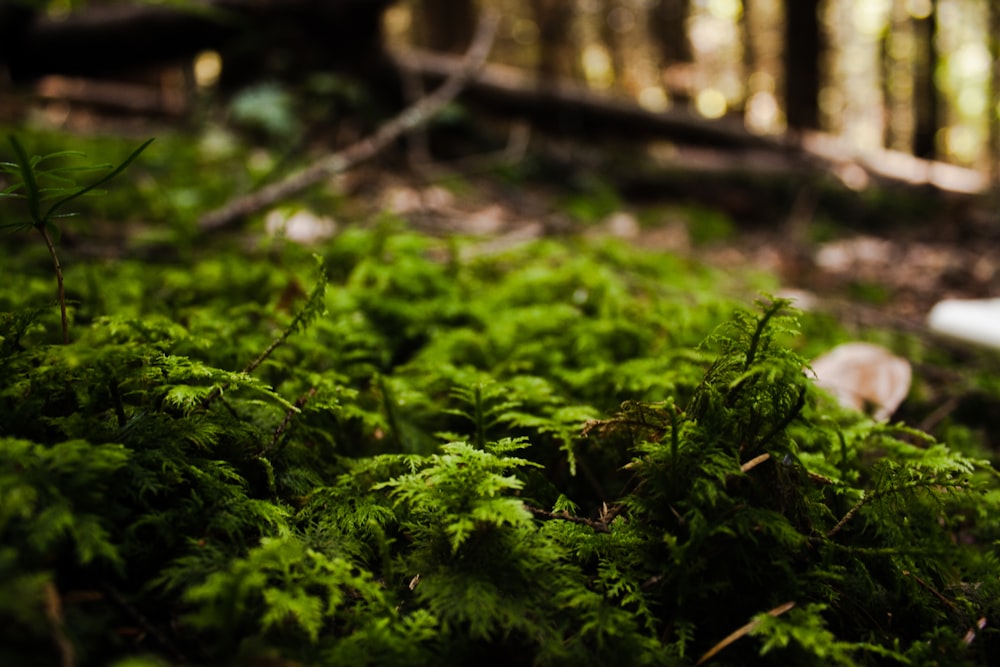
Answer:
[43, 137, 154, 222]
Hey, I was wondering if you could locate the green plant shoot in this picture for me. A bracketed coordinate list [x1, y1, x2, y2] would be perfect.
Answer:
[0, 135, 153, 343]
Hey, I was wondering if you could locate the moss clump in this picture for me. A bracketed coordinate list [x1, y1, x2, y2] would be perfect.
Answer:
[1, 143, 998, 666]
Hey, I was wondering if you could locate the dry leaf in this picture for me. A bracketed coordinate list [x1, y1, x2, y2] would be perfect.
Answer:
[810, 342, 911, 422]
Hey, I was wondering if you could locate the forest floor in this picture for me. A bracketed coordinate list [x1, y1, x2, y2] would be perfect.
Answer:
[12, 87, 1000, 341]
[335, 159, 1000, 338]
[6, 105, 1000, 666]
[18, 97, 1000, 392]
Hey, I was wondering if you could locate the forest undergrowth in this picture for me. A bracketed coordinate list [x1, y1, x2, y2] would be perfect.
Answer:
[2, 133, 1000, 667]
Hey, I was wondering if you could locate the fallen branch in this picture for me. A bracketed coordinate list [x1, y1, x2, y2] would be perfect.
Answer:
[198, 9, 500, 233]
[387, 47, 769, 150]
[524, 504, 612, 533]
[390, 47, 987, 196]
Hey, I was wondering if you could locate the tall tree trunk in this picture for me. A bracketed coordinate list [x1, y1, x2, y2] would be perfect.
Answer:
[648, 0, 692, 103]
[530, 0, 577, 80]
[911, 0, 938, 160]
[882, 0, 914, 151]
[650, 0, 692, 65]
[783, 0, 822, 130]
[741, 0, 758, 81]
[988, 0, 1000, 182]
[599, 0, 626, 89]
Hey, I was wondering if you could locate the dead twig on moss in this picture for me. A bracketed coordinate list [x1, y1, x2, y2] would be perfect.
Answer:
[265, 387, 317, 454]
[901, 569, 959, 613]
[695, 601, 796, 666]
[198, 9, 500, 233]
[524, 504, 612, 533]
[43, 582, 75, 667]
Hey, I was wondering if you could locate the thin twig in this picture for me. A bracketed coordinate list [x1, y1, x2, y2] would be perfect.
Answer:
[600, 498, 630, 526]
[43, 581, 76, 667]
[198, 10, 501, 233]
[918, 394, 961, 433]
[901, 570, 959, 613]
[825, 478, 953, 539]
[963, 617, 987, 646]
[826, 491, 875, 539]
[524, 504, 611, 533]
[264, 387, 316, 454]
[695, 601, 796, 666]
[39, 225, 69, 344]
[755, 384, 807, 451]
[108, 379, 127, 428]
[740, 452, 770, 473]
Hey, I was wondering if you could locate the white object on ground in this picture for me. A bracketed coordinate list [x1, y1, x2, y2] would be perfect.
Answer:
[927, 298, 1000, 350]
[264, 209, 337, 244]
[810, 342, 912, 422]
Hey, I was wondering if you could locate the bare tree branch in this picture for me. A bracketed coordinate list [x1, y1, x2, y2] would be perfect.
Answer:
[198, 9, 500, 233]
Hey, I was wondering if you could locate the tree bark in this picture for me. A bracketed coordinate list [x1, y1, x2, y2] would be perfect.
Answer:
[912, 0, 939, 160]
[783, 0, 822, 130]
[530, 0, 578, 80]
[987, 0, 999, 182]
[650, 0, 692, 65]
[599, 0, 626, 88]
[741, 0, 757, 81]
[881, 0, 914, 151]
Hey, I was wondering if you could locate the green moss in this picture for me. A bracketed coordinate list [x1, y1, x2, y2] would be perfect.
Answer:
[685, 203, 736, 245]
[1, 135, 999, 666]
[846, 280, 892, 305]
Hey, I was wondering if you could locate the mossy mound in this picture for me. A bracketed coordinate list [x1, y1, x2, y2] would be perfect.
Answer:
[1, 137, 998, 666]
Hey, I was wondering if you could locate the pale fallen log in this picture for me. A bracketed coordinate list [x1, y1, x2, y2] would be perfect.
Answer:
[389, 47, 988, 196]
[197, 10, 500, 233]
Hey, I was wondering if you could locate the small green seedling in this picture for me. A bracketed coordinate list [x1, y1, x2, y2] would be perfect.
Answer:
[0, 135, 153, 343]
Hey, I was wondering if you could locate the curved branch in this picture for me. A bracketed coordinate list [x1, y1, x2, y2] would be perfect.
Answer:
[198, 9, 500, 233]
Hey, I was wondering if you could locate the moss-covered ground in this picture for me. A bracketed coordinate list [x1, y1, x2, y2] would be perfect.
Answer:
[2, 126, 1000, 666]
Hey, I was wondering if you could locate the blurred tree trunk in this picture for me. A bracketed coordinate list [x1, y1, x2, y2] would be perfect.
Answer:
[741, 0, 757, 79]
[650, 0, 692, 65]
[740, 0, 785, 130]
[911, 0, 938, 159]
[649, 0, 692, 102]
[783, 0, 822, 130]
[415, 0, 475, 53]
[881, 0, 914, 151]
[599, 0, 626, 88]
[988, 0, 1000, 182]
[530, 0, 577, 79]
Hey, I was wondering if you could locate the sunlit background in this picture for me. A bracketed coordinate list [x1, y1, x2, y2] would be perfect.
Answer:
[381, 0, 997, 170]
